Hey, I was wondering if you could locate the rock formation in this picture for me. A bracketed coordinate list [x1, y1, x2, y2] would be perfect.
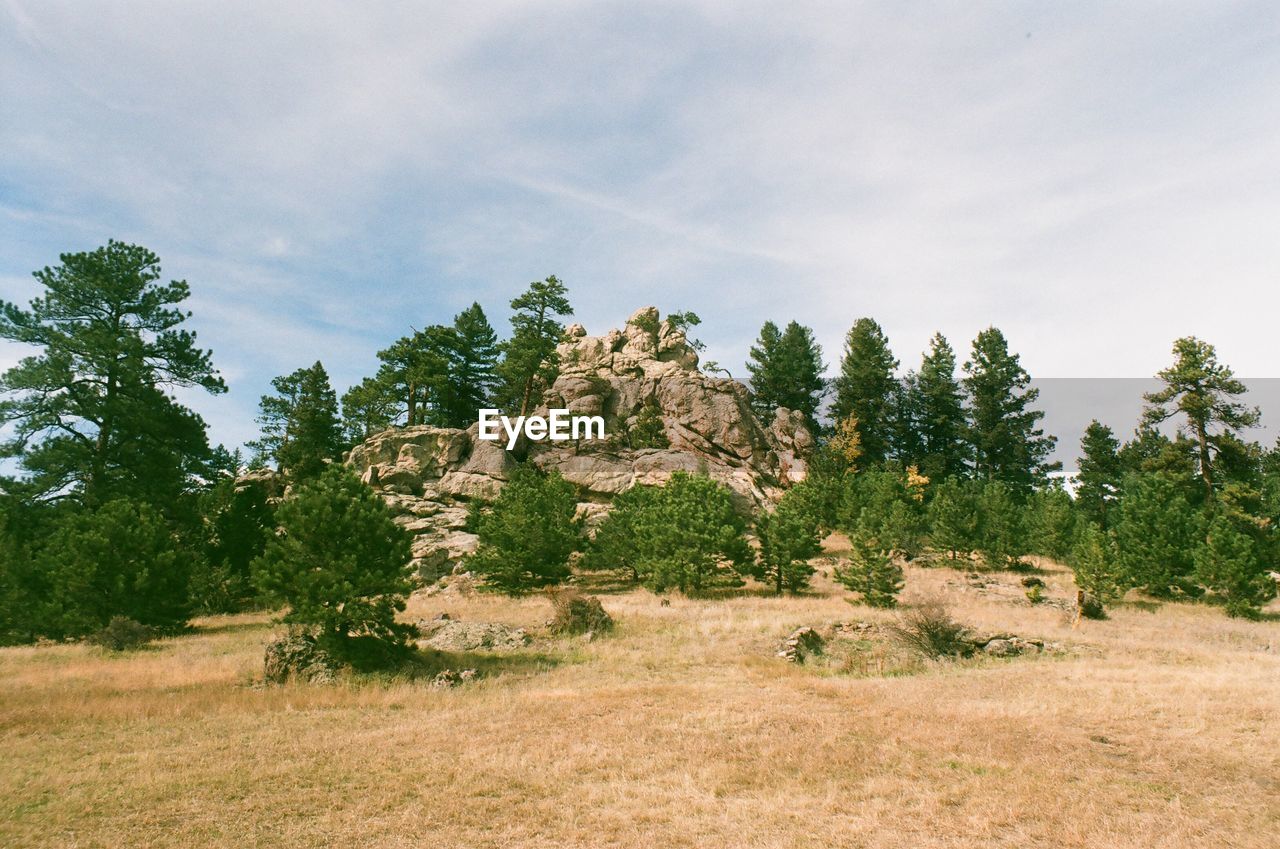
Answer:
[345, 307, 813, 580]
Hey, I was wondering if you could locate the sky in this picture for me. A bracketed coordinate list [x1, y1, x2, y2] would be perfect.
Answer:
[3, 2, 1280, 465]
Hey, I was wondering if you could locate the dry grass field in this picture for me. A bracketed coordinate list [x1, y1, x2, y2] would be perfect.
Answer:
[3, 540, 1278, 848]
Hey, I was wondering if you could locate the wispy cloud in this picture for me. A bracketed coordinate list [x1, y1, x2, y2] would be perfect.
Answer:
[3, 1, 1279, 454]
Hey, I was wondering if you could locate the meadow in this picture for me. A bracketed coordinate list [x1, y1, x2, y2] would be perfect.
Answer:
[3, 541, 1277, 849]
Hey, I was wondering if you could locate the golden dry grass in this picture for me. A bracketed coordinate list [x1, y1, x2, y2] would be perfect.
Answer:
[3, 546, 1279, 848]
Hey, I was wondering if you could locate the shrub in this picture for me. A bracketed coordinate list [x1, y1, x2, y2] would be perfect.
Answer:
[547, 589, 614, 635]
[835, 531, 903, 608]
[87, 616, 153, 652]
[252, 466, 415, 666]
[889, 600, 974, 659]
[468, 466, 581, 594]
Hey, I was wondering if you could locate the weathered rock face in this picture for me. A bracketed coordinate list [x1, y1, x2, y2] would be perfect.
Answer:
[346, 307, 813, 579]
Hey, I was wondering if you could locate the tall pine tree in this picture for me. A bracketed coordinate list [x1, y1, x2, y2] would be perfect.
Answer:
[1076, 421, 1122, 527]
[1143, 337, 1259, 503]
[445, 302, 500, 426]
[746, 320, 825, 429]
[912, 332, 968, 480]
[496, 276, 572, 416]
[831, 318, 898, 464]
[250, 361, 344, 481]
[0, 241, 225, 508]
[963, 327, 1058, 494]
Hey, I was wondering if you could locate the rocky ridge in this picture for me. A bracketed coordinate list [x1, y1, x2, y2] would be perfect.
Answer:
[345, 307, 814, 580]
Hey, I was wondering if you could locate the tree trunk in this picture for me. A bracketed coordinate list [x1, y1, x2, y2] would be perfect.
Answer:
[1196, 421, 1214, 503]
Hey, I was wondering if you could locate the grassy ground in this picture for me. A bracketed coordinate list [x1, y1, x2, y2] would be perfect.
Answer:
[3, 542, 1278, 848]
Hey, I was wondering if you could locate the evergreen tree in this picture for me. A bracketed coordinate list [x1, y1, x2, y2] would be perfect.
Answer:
[1112, 473, 1204, 597]
[755, 488, 822, 593]
[963, 327, 1058, 494]
[376, 325, 455, 427]
[0, 241, 225, 508]
[747, 320, 825, 429]
[496, 276, 573, 415]
[1076, 421, 1122, 527]
[914, 333, 969, 480]
[190, 476, 276, 613]
[1193, 484, 1277, 618]
[445, 302, 500, 426]
[838, 466, 928, 558]
[1144, 337, 1259, 503]
[928, 477, 980, 560]
[588, 473, 751, 594]
[975, 481, 1026, 569]
[1025, 485, 1077, 562]
[831, 318, 899, 464]
[33, 499, 191, 637]
[340, 376, 399, 445]
[627, 397, 670, 449]
[250, 362, 344, 481]
[469, 466, 580, 594]
[836, 531, 903, 608]
[746, 320, 783, 418]
[1069, 522, 1127, 614]
[252, 467, 415, 665]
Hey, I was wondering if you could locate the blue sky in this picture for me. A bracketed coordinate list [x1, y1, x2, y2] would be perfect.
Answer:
[3, 2, 1280, 457]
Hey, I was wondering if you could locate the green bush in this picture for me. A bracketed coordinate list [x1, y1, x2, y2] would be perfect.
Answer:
[754, 488, 822, 593]
[927, 478, 980, 560]
[34, 499, 191, 638]
[252, 467, 414, 666]
[835, 531, 903, 608]
[1195, 513, 1276, 619]
[1112, 473, 1203, 597]
[587, 472, 750, 594]
[87, 616, 153, 651]
[469, 465, 581, 594]
[1069, 522, 1126, 617]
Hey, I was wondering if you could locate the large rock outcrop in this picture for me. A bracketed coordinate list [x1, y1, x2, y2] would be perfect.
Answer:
[346, 307, 812, 579]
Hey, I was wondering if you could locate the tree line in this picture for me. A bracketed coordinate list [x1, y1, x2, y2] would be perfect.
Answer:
[1, 242, 1275, 661]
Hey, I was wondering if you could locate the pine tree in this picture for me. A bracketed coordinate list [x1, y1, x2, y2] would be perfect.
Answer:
[340, 376, 399, 445]
[496, 276, 573, 415]
[34, 499, 191, 637]
[963, 327, 1058, 494]
[975, 480, 1026, 569]
[1069, 522, 1126, 614]
[914, 333, 968, 480]
[831, 318, 899, 464]
[376, 325, 455, 427]
[928, 477, 980, 560]
[190, 476, 276, 613]
[778, 321, 825, 428]
[252, 467, 415, 665]
[1143, 337, 1259, 503]
[755, 488, 822, 593]
[1112, 473, 1204, 597]
[587, 473, 751, 594]
[469, 465, 581, 594]
[1076, 421, 1122, 527]
[1025, 485, 1076, 562]
[746, 320, 783, 419]
[250, 362, 344, 481]
[446, 302, 500, 426]
[836, 531, 903, 608]
[0, 241, 225, 509]
[1195, 508, 1276, 619]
